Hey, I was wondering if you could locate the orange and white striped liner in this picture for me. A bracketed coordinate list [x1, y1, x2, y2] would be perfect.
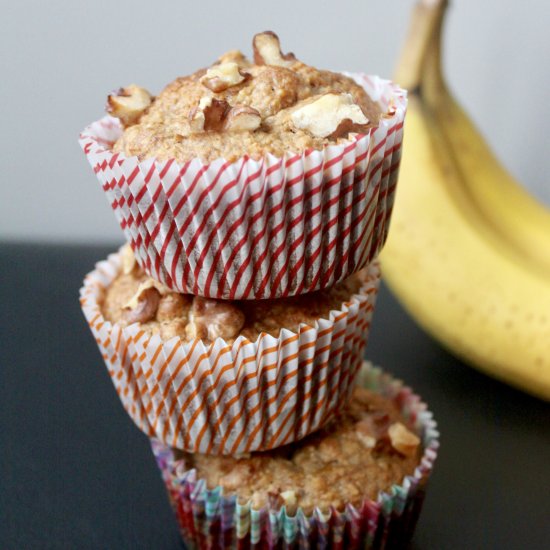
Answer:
[79, 251, 381, 454]
[79, 74, 405, 300]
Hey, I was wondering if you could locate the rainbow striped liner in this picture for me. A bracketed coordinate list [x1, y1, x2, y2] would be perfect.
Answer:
[79, 75, 406, 300]
[151, 362, 439, 549]
[79, 251, 381, 454]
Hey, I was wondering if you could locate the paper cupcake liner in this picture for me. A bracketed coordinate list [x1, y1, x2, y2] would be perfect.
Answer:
[79, 74, 406, 300]
[79, 250, 381, 454]
[150, 361, 439, 549]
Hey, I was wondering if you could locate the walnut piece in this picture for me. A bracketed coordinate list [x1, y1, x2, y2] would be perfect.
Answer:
[189, 98, 261, 133]
[388, 422, 420, 458]
[200, 62, 248, 92]
[159, 318, 188, 341]
[186, 297, 245, 341]
[106, 85, 152, 127]
[124, 279, 170, 310]
[290, 93, 369, 138]
[122, 287, 160, 324]
[253, 31, 295, 67]
[216, 49, 250, 67]
[355, 419, 377, 449]
[189, 97, 231, 132]
[156, 293, 191, 322]
[224, 106, 262, 132]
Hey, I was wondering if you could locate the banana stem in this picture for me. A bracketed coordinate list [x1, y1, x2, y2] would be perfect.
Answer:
[421, 1, 449, 105]
[394, 0, 448, 95]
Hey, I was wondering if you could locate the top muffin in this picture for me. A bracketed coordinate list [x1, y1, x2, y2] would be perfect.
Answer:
[108, 32, 382, 163]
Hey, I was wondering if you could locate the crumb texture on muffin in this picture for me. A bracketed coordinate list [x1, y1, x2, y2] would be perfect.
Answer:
[108, 32, 382, 163]
[101, 246, 366, 343]
[175, 387, 421, 515]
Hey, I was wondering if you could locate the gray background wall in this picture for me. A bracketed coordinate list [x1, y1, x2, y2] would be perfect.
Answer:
[1, 0, 549, 243]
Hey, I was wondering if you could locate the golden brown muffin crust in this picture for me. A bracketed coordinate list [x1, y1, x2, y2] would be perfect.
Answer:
[101, 246, 369, 344]
[174, 387, 421, 515]
[109, 32, 382, 163]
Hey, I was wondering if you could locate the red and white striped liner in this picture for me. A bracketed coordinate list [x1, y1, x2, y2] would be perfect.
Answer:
[79, 250, 381, 454]
[79, 74, 406, 300]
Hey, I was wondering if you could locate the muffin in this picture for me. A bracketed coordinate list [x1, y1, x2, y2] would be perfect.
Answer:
[152, 362, 439, 549]
[80, 248, 381, 453]
[80, 32, 407, 299]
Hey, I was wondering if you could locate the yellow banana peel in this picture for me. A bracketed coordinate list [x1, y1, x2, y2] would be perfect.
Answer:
[380, 0, 550, 400]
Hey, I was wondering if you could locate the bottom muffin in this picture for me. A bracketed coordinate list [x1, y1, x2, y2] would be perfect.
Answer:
[151, 362, 439, 549]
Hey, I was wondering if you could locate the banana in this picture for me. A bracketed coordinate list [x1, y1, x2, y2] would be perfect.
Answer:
[380, 0, 550, 400]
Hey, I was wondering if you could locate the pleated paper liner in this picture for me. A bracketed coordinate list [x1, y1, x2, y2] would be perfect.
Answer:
[79, 250, 381, 454]
[79, 74, 406, 300]
[151, 361, 439, 550]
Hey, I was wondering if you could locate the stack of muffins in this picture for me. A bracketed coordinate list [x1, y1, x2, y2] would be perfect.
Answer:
[79, 32, 438, 549]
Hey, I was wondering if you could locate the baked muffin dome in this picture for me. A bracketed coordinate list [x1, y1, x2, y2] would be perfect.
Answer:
[172, 385, 421, 515]
[108, 32, 382, 163]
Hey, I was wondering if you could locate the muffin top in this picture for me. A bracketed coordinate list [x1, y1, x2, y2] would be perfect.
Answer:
[108, 32, 382, 163]
[174, 386, 421, 515]
[101, 246, 370, 344]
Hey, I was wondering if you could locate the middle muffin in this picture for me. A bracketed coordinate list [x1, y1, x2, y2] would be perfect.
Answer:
[80, 247, 381, 454]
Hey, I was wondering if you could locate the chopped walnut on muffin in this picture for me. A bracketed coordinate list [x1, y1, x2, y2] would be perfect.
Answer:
[107, 31, 382, 162]
[106, 85, 153, 127]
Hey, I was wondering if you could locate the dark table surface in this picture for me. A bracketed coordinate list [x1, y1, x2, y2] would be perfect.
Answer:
[1, 242, 549, 550]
